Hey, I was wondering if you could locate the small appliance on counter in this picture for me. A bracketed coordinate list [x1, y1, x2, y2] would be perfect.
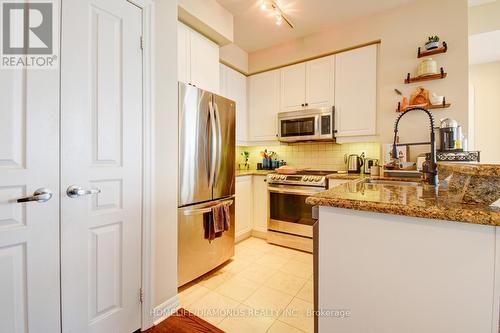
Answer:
[345, 153, 364, 173]
[439, 117, 461, 151]
[363, 158, 379, 174]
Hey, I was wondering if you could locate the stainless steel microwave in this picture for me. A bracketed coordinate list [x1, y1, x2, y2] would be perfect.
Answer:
[277, 108, 335, 142]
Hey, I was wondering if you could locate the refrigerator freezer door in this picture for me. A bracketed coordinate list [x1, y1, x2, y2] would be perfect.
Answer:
[178, 196, 235, 286]
[178, 83, 214, 207]
[212, 94, 236, 200]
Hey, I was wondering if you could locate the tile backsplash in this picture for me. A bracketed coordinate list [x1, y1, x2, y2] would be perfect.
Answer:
[236, 142, 381, 171]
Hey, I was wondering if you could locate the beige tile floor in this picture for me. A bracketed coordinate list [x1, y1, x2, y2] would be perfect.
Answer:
[178, 237, 314, 333]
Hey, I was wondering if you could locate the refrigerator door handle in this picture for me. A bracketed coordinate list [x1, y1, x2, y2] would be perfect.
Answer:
[213, 102, 222, 185]
[182, 199, 234, 216]
[208, 101, 217, 188]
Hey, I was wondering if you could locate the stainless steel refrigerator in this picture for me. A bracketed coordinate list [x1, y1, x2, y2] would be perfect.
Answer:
[178, 82, 236, 287]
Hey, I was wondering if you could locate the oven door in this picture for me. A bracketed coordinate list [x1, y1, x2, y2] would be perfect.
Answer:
[267, 184, 323, 237]
[278, 115, 319, 142]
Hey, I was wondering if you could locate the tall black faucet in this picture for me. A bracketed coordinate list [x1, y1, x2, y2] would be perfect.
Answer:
[392, 107, 438, 185]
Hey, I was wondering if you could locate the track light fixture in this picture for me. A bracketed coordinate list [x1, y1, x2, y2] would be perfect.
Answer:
[259, 0, 294, 29]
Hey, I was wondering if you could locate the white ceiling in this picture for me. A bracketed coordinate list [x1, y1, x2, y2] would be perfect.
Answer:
[468, 0, 496, 7]
[469, 30, 500, 64]
[217, 0, 416, 52]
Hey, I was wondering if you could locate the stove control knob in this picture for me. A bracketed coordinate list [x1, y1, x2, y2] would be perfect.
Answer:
[315, 176, 322, 182]
[281, 175, 286, 180]
[303, 176, 310, 181]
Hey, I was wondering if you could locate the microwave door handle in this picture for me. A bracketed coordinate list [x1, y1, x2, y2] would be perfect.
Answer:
[315, 115, 320, 139]
[332, 106, 337, 135]
[208, 101, 217, 188]
[213, 102, 222, 185]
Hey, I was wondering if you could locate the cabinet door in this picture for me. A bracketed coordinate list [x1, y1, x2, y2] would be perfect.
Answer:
[280, 63, 306, 112]
[335, 45, 377, 137]
[248, 70, 280, 141]
[220, 64, 248, 143]
[190, 30, 220, 93]
[177, 22, 191, 84]
[235, 176, 253, 239]
[306, 56, 334, 109]
[252, 176, 268, 233]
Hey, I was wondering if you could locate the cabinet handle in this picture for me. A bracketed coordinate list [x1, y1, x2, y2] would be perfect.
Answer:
[305, 103, 309, 106]
[301, 103, 304, 107]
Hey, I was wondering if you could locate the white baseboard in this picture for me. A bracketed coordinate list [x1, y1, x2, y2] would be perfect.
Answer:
[236, 230, 252, 243]
[151, 294, 180, 326]
[251, 229, 267, 239]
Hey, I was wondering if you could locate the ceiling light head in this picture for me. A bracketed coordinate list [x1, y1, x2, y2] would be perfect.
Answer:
[260, 0, 271, 11]
[259, 0, 294, 29]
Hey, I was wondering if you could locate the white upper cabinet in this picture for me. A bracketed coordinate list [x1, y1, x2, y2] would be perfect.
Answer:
[220, 64, 248, 143]
[177, 22, 220, 93]
[280, 55, 334, 112]
[306, 56, 335, 109]
[280, 63, 306, 112]
[177, 22, 191, 84]
[248, 69, 280, 141]
[334, 44, 377, 138]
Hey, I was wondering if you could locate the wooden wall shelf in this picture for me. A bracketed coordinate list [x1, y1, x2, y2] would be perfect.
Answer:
[397, 98, 450, 112]
[418, 41, 448, 58]
[405, 67, 447, 84]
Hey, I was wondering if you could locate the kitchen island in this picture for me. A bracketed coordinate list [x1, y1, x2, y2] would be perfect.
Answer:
[306, 165, 500, 333]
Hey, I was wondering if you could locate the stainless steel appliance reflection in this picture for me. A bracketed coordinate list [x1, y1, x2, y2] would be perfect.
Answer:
[277, 108, 336, 143]
[178, 83, 236, 287]
[267, 171, 333, 252]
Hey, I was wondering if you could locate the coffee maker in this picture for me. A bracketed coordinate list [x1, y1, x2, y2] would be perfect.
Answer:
[439, 118, 460, 151]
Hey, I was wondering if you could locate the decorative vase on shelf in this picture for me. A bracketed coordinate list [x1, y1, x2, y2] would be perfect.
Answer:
[425, 41, 439, 50]
[417, 58, 438, 77]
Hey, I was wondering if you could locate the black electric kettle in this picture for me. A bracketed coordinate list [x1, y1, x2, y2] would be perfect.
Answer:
[344, 153, 364, 173]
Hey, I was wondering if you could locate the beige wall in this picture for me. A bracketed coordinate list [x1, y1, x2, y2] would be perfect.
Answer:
[237, 142, 381, 171]
[469, 61, 500, 163]
[178, 0, 233, 45]
[154, 0, 178, 308]
[220, 43, 249, 73]
[248, 0, 470, 146]
[469, 0, 500, 34]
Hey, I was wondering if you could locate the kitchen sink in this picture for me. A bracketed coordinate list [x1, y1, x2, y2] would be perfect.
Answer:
[365, 179, 421, 187]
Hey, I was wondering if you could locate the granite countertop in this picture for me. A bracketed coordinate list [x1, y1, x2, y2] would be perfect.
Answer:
[236, 170, 274, 177]
[326, 173, 367, 180]
[306, 178, 500, 226]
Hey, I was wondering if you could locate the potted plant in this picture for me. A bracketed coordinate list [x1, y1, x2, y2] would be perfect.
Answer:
[241, 151, 250, 170]
[425, 36, 440, 50]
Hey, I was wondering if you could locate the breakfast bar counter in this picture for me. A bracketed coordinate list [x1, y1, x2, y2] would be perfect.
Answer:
[310, 163, 500, 333]
[306, 178, 500, 225]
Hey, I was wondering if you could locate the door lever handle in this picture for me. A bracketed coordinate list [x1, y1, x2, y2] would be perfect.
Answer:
[66, 185, 101, 198]
[17, 188, 53, 203]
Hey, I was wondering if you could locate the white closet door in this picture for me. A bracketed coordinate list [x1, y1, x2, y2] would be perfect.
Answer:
[0, 30, 60, 333]
[60, 0, 143, 332]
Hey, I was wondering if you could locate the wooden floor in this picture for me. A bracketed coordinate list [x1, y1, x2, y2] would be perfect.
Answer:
[144, 308, 224, 333]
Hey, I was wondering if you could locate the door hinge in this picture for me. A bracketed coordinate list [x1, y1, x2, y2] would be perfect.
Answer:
[140, 288, 144, 303]
[140, 36, 144, 50]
